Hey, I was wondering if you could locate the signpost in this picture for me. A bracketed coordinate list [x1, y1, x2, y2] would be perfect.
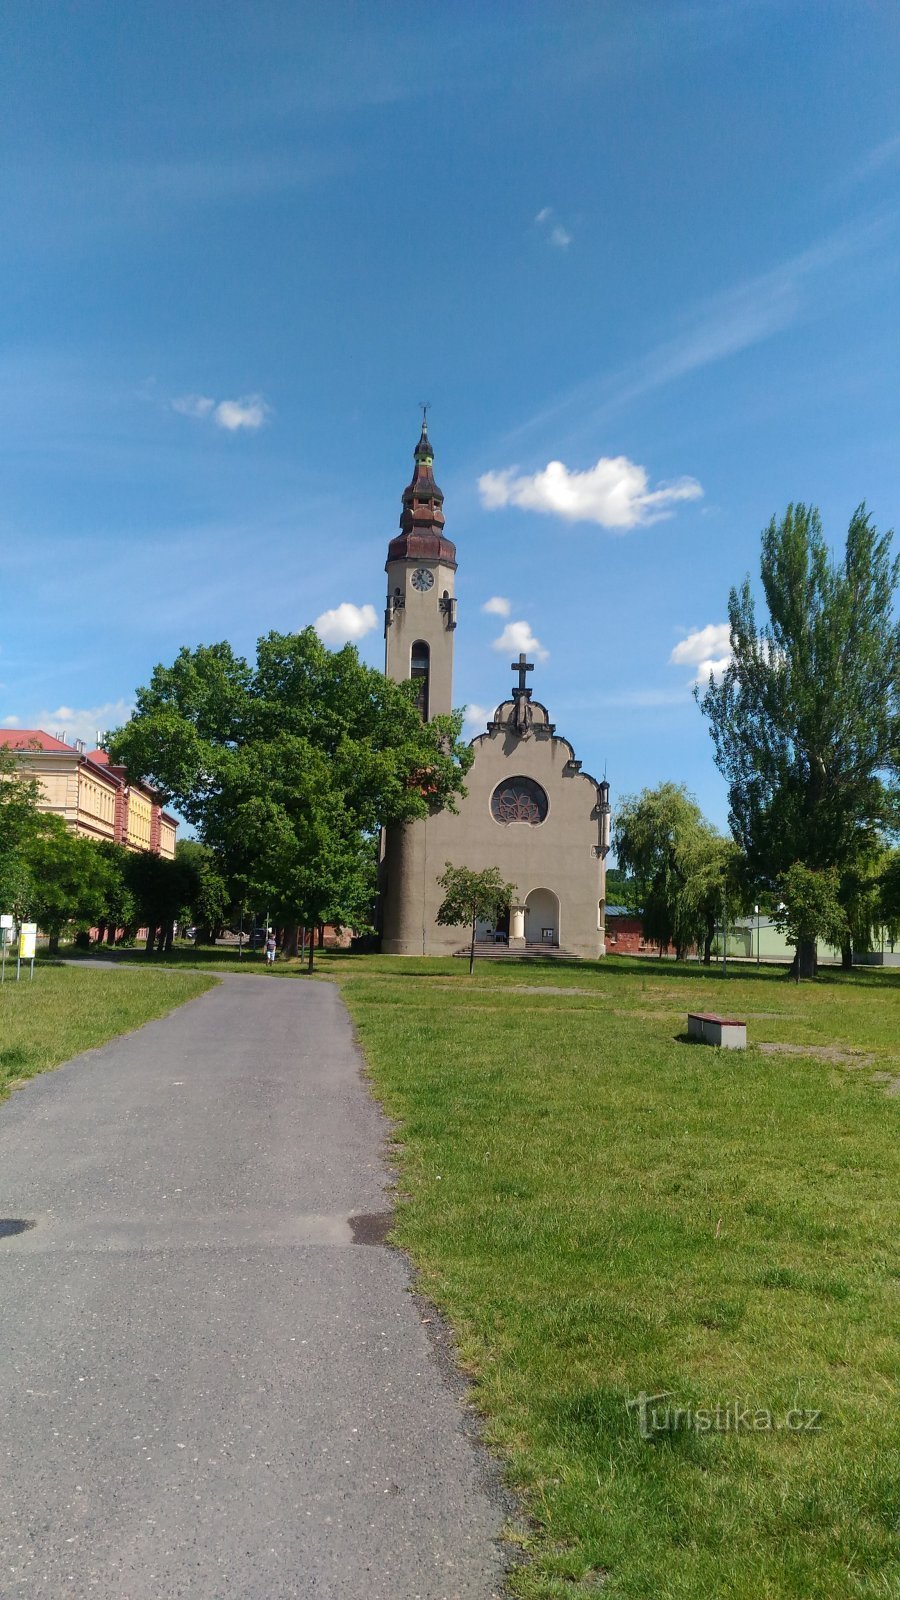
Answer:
[0, 914, 13, 984]
[17, 923, 37, 983]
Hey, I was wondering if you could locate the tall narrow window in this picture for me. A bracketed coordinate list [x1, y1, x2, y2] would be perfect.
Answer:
[411, 640, 430, 720]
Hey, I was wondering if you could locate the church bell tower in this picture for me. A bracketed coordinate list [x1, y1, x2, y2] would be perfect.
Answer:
[384, 415, 457, 719]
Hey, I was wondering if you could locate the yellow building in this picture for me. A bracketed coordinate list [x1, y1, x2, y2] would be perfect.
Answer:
[2, 731, 177, 858]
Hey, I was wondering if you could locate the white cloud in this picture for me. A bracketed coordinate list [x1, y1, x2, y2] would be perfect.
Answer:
[172, 392, 271, 431]
[27, 699, 134, 748]
[481, 595, 511, 616]
[2, 714, 19, 727]
[670, 623, 732, 683]
[492, 620, 549, 663]
[172, 393, 215, 419]
[535, 206, 572, 248]
[463, 703, 492, 736]
[479, 455, 703, 531]
[314, 601, 378, 645]
[213, 395, 270, 432]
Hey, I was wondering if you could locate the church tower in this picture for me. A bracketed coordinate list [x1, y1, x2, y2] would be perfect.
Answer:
[384, 416, 457, 718]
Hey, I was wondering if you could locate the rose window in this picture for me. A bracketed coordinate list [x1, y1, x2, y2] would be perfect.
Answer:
[490, 777, 548, 825]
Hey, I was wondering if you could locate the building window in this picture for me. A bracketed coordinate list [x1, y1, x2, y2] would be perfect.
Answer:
[490, 776, 549, 825]
[411, 640, 430, 720]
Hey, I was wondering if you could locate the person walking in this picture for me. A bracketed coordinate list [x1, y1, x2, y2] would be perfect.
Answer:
[265, 932, 277, 969]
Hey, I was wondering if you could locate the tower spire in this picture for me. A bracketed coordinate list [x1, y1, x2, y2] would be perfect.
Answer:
[386, 413, 457, 568]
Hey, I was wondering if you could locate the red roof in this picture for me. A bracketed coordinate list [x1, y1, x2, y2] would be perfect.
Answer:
[86, 748, 109, 764]
[1, 729, 76, 752]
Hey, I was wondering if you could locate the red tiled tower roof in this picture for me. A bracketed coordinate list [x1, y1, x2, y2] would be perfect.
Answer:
[386, 419, 457, 568]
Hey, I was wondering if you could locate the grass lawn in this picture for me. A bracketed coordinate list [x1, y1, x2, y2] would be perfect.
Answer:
[334, 954, 900, 1600]
[0, 964, 216, 1104]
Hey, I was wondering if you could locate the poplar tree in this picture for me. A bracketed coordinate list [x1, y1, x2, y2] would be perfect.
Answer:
[698, 504, 900, 977]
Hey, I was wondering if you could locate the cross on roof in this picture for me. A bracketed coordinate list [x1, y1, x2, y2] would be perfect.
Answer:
[511, 652, 534, 695]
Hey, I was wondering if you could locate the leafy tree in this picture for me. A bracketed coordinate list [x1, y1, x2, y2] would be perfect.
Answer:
[174, 839, 230, 943]
[93, 841, 136, 944]
[880, 850, 900, 944]
[435, 863, 516, 975]
[838, 845, 890, 968]
[773, 864, 848, 982]
[603, 867, 641, 911]
[108, 630, 473, 958]
[0, 746, 49, 915]
[699, 503, 900, 976]
[124, 851, 184, 952]
[23, 821, 118, 953]
[613, 783, 740, 961]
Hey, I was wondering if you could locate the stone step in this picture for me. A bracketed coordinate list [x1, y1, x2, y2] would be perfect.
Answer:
[452, 943, 580, 961]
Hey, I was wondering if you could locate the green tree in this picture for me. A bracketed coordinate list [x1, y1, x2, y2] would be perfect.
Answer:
[174, 839, 230, 943]
[773, 864, 848, 982]
[93, 841, 136, 945]
[108, 630, 473, 956]
[435, 863, 516, 975]
[880, 850, 900, 943]
[699, 503, 900, 976]
[0, 746, 48, 915]
[124, 851, 184, 952]
[23, 822, 118, 954]
[613, 783, 740, 962]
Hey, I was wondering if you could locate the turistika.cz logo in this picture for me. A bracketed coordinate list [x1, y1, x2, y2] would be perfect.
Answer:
[626, 1391, 823, 1441]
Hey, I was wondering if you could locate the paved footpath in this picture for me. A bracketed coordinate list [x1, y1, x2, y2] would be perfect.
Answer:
[0, 974, 507, 1599]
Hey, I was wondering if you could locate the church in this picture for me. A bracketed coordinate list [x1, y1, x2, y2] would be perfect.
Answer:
[379, 421, 611, 960]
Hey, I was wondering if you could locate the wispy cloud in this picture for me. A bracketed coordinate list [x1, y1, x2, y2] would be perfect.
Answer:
[670, 622, 732, 682]
[492, 620, 549, 663]
[535, 206, 572, 249]
[505, 212, 897, 446]
[314, 601, 378, 645]
[172, 393, 271, 432]
[845, 134, 900, 188]
[481, 595, 511, 616]
[479, 455, 702, 530]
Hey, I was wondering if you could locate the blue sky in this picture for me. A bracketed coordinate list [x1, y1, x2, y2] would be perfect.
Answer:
[2, 0, 900, 829]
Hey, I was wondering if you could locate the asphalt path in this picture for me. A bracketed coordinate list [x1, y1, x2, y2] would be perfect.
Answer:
[0, 973, 507, 1598]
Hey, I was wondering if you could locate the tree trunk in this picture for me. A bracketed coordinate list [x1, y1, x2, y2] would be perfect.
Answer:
[48, 930, 60, 955]
[469, 911, 476, 975]
[164, 925, 174, 952]
[794, 938, 817, 981]
[107, 924, 117, 946]
[285, 925, 300, 958]
[97, 920, 107, 945]
[841, 939, 853, 972]
[145, 925, 156, 952]
[317, 923, 325, 949]
[307, 934, 315, 973]
[703, 915, 713, 965]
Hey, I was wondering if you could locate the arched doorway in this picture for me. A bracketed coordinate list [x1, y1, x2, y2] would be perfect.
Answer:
[525, 887, 559, 947]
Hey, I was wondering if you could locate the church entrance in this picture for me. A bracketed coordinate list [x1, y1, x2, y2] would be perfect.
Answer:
[524, 887, 559, 947]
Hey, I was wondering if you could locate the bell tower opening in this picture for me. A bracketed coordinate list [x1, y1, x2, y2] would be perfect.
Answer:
[384, 414, 458, 720]
[410, 640, 430, 720]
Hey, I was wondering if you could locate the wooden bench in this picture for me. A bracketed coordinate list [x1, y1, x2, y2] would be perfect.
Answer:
[688, 1012, 747, 1049]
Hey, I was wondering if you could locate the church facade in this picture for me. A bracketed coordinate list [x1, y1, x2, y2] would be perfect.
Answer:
[379, 423, 610, 960]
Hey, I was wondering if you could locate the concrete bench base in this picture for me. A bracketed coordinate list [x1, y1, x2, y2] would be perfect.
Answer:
[688, 1012, 747, 1049]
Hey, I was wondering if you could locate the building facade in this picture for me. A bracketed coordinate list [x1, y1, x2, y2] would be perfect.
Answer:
[3, 732, 177, 858]
[379, 423, 610, 959]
